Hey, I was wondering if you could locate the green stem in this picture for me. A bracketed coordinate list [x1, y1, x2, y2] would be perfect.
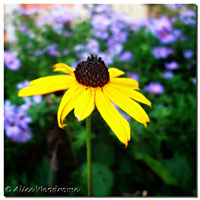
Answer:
[86, 116, 92, 196]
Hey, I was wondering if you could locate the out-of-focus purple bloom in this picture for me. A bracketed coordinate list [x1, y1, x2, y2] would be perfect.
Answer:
[33, 95, 43, 104]
[99, 52, 113, 65]
[74, 44, 85, 51]
[19, 25, 28, 33]
[144, 82, 165, 94]
[152, 47, 173, 59]
[4, 100, 32, 143]
[47, 44, 60, 57]
[163, 71, 174, 79]
[4, 51, 21, 71]
[127, 72, 139, 81]
[86, 39, 99, 54]
[80, 52, 91, 61]
[17, 80, 29, 89]
[180, 10, 196, 25]
[51, 5, 74, 24]
[119, 51, 133, 62]
[156, 31, 177, 44]
[108, 43, 123, 57]
[34, 49, 45, 57]
[91, 15, 111, 31]
[183, 50, 193, 59]
[150, 16, 172, 33]
[192, 77, 196, 84]
[20, 7, 41, 15]
[130, 18, 150, 31]
[165, 61, 179, 70]
[93, 30, 109, 40]
[62, 49, 69, 56]
[164, 4, 184, 10]
[112, 31, 128, 43]
[93, 4, 111, 13]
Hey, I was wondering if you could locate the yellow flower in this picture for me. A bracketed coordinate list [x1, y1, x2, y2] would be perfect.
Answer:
[18, 55, 151, 147]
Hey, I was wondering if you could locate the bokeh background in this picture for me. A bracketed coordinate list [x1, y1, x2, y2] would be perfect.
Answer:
[4, 4, 197, 197]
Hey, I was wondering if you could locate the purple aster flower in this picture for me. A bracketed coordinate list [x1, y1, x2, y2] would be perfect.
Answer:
[86, 39, 100, 54]
[99, 52, 113, 65]
[130, 18, 150, 31]
[34, 49, 45, 57]
[150, 16, 172, 33]
[144, 82, 165, 94]
[32, 95, 43, 104]
[74, 44, 85, 51]
[80, 52, 91, 61]
[91, 14, 111, 31]
[93, 30, 109, 40]
[51, 5, 74, 24]
[180, 10, 196, 25]
[119, 51, 133, 62]
[183, 50, 193, 59]
[4, 101, 32, 143]
[47, 44, 60, 57]
[192, 77, 196, 84]
[4, 100, 15, 119]
[94, 4, 111, 13]
[163, 71, 174, 79]
[152, 47, 174, 59]
[127, 72, 139, 81]
[165, 61, 179, 70]
[156, 31, 177, 44]
[4, 51, 21, 71]
[108, 43, 123, 57]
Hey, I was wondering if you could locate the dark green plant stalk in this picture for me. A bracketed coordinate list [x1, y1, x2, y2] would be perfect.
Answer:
[86, 116, 92, 196]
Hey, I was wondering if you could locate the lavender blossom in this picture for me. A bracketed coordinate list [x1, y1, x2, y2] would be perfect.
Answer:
[180, 10, 196, 25]
[4, 100, 32, 143]
[165, 61, 179, 70]
[91, 14, 111, 31]
[119, 51, 133, 62]
[127, 72, 139, 81]
[183, 50, 193, 59]
[86, 39, 100, 54]
[163, 71, 174, 79]
[74, 44, 85, 51]
[4, 51, 21, 71]
[152, 47, 174, 59]
[47, 44, 60, 57]
[144, 82, 165, 94]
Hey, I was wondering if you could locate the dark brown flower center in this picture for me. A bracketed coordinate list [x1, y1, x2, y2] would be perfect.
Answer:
[74, 55, 110, 87]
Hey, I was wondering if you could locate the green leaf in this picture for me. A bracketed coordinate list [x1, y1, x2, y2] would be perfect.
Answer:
[133, 151, 178, 186]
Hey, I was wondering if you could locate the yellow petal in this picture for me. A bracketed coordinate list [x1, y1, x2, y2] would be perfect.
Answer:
[108, 68, 125, 78]
[110, 77, 139, 90]
[95, 87, 130, 147]
[108, 82, 151, 107]
[57, 83, 85, 128]
[18, 76, 75, 97]
[29, 75, 74, 85]
[52, 63, 75, 74]
[74, 87, 95, 121]
[103, 83, 150, 127]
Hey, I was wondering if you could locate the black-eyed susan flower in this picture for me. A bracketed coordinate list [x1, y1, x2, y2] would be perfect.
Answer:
[18, 55, 151, 147]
